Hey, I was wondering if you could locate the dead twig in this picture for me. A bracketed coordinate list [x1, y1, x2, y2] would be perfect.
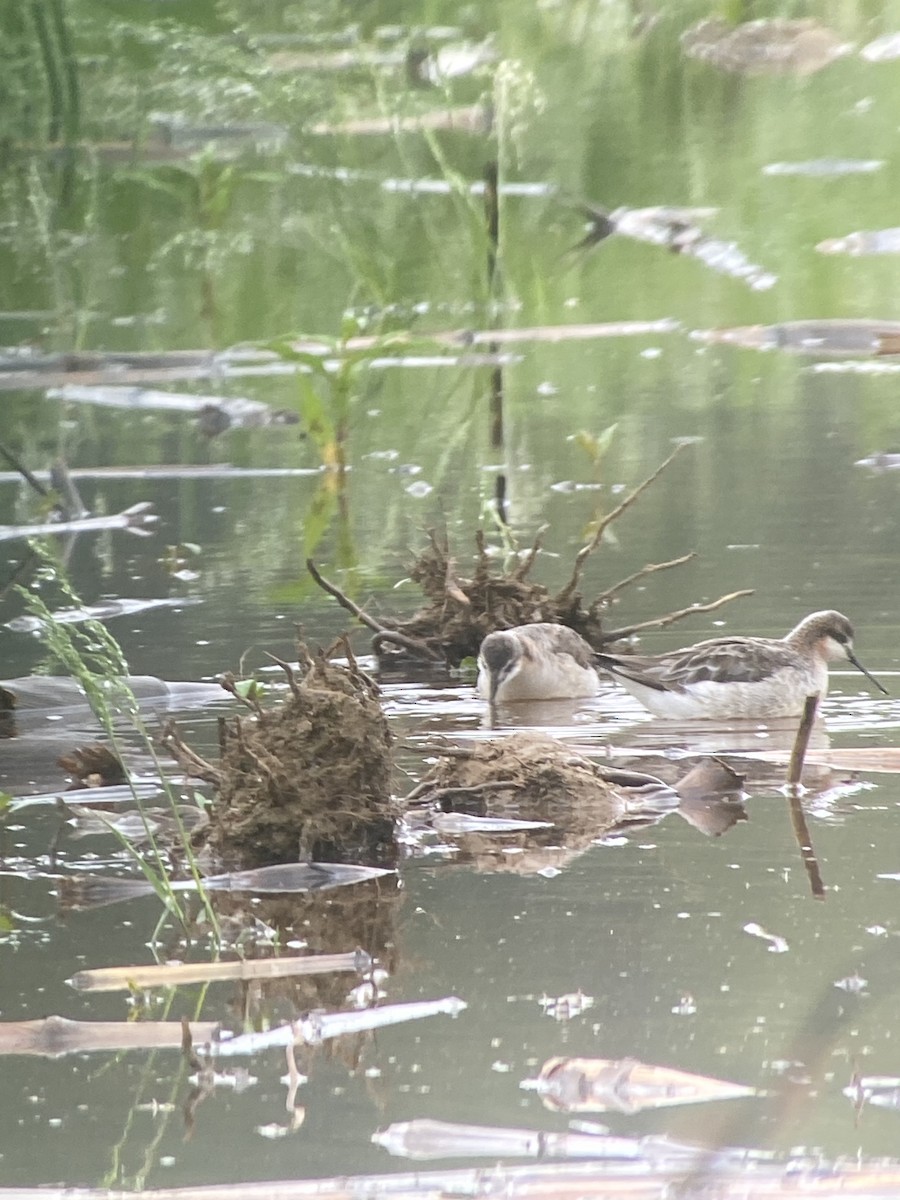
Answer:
[306, 558, 391, 635]
[371, 629, 444, 662]
[159, 720, 222, 786]
[266, 653, 302, 700]
[414, 780, 524, 807]
[219, 672, 264, 716]
[307, 558, 445, 663]
[601, 589, 754, 643]
[556, 443, 686, 605]
[336, 633, 380, 698]
[512, 525, 548, 581]
[591, 552, 696, 608]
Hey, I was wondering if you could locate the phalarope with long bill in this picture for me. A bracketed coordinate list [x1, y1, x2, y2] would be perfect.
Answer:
[476, 622, 599, 704]
[594, 610, 887, 720]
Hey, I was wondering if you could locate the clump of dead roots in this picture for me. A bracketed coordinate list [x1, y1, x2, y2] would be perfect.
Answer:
[162, 639, 394, 869]
[308, 445, 752, 666]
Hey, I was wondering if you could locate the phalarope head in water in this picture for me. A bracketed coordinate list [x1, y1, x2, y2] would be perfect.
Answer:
[476, 622, 600, 704]
[594, 610, 887, 720]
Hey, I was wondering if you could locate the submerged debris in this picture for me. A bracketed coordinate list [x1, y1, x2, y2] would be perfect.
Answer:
[0, 1015, 220, 1059]
[692, 318, 900, 358]
[57, 861, 394, 912]
[855, 452, 900, 471]
[5, 595, 197, 632]
[763, 159, 884, 178]
[0, 501, 158, 544]
[57, 744, 128, 789]
[529, 1056, 760, 1113]
[575, 204, 776, 291]
[64, 803, 208, 845]
[816, 227, 900, 256]
[68, 948, 373, 992]
[46, 384, 300, 433]
[681, 18, 851, 76]
[860, 32, 900, 62]
[203, 995, 466, 1057]
[308, 103, 491, 136]
[373, 1117, 703, 1162]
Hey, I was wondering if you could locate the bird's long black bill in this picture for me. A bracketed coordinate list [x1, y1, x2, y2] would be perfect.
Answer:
[848, 650, 889, 696]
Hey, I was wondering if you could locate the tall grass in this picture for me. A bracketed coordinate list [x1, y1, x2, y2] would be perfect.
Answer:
[16, 544, 218, 937]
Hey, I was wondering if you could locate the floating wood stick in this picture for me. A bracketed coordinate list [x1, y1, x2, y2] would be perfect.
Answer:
[68, 949, 372, 992]
[0, 1015, 220, 1058]
[0, 501, 158, 543]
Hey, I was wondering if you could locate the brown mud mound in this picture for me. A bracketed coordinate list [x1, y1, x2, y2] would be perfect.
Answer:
[166, 646, 394, 869]
[419, 733, 623, 812]
[407, 733, 680, 875]
[408, 739, 744, 874]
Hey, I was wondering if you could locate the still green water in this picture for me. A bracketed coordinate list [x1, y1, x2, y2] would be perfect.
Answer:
[1, 0, 900, 1189]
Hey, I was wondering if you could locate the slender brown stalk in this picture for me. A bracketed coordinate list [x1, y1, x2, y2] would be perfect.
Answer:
[591, 552, 696, 607]
[787, 694, 820, 788]
[556, 444, 686, 603]
[785, 695, 825, 899]
[601, 589, 754, 643]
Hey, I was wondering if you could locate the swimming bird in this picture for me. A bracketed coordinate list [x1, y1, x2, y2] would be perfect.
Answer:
[476, 622, 600, 704]
[594, 610, 887, 720]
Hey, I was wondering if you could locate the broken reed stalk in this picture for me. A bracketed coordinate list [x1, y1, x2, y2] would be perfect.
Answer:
[786, 694, 819, 788]
[787, 792, 826, 900]
[785, 695, 825, 900]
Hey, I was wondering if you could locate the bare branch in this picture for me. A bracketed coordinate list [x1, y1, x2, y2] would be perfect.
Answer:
[601, 588, 754, 643]
[158, 719, 222, 785]
[371, 629, 444, 662]
[512, 525, 549, 581]
[265, 652, 302, 700]
[219, 672, 263, 716]
[591, 552, 696, 609]
[556, 444, 687, 604]
[306, 559, 391, 635]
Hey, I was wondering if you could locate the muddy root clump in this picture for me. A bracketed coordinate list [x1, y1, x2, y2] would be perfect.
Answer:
[407, 733, 682, 875]
[307, 447, 752, 665]
[167, 644, 395, 869]
[414, 732, 628, 829]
